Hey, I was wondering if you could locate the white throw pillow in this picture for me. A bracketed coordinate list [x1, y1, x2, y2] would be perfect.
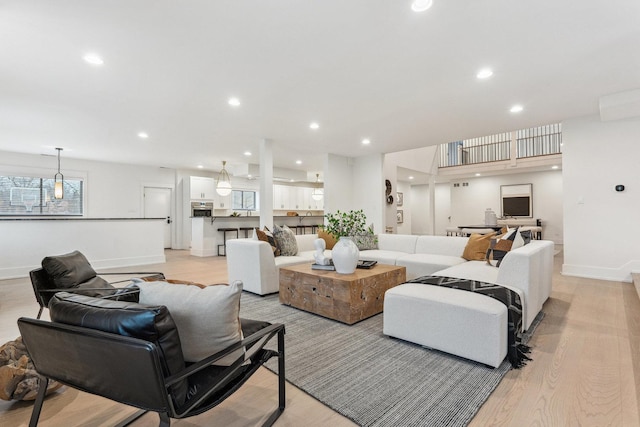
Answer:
[136, 280, 243, 364]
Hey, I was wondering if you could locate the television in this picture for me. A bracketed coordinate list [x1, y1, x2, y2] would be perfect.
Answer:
[502, 196, 531, 217]
[500, 184, 532, 217]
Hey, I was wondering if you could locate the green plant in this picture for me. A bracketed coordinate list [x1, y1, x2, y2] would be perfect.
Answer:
[322, 209, 368, 238]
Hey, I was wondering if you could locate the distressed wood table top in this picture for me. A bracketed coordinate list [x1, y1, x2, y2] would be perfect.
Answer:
[279, 263, 407, 324]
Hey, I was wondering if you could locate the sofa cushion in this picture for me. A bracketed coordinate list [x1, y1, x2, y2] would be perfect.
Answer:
[256, 227, 280, 256]
[318, 229, 337, 249]
[358, 249, 407, 266]
[462, 232, 496, 261]
[376, 234, 418, 253]
[433, 260, 500, 285]
[48, 291, 188, 406]
[137, 280, 244, 365]
[486, 227, 526, 267]
[273, 224, 298, 256]
[415, 235, 469, 256]
[351, 233, 378, 250]
[275, 254, 314, 268]
[396, 254, 467, 280]
[41, 250, 109, 290]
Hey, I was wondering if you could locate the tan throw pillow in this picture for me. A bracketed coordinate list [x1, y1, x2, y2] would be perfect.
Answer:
[256, 227, 281, 256]
[136, 280, 244, 365]
[318, 229, 338, 250]
[462, 232, 496, 261]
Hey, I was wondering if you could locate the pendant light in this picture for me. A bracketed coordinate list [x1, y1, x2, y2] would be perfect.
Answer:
[216, 160, 232, 196]
[311, 173, 323, 201]
[54, 148, 64, 199]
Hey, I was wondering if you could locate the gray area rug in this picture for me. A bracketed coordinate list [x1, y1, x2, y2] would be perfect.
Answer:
[240, 293, 543, 427]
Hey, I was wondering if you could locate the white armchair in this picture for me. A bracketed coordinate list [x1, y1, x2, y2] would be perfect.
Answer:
[226, 234, 323, 295]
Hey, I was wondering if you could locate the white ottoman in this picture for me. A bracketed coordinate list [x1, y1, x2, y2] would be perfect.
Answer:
[383, 283, 508, 368]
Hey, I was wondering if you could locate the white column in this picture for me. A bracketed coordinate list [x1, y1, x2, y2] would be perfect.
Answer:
[428, 175, 436, 235]
[259, 139, 274, 230]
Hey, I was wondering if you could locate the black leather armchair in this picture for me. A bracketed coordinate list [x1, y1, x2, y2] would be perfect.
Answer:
[18, 292, 286, 427]
[29, 250, 164, 318]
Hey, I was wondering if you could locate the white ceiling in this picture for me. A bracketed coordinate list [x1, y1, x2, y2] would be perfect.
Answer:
[1, 1, 639, 177]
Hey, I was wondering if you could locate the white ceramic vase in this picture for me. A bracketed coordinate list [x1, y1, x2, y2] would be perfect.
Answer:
[332, 236, 359, 274]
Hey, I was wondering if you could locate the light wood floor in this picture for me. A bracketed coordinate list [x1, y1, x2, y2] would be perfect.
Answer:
[1, 249, 639, 426]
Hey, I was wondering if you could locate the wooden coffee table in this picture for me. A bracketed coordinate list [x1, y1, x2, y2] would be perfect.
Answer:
[279, 263, 407, 324]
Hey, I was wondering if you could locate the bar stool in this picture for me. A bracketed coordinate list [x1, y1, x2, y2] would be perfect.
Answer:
[446, 226, 459, 236]
[217, 228, 239, 256]
[239, 227, 254, 238]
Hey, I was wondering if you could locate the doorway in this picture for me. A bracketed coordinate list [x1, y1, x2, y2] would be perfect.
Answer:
[144, 187, 172, 248]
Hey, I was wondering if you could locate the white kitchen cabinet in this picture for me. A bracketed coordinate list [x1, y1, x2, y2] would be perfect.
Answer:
[190, 176, 216, 200]
[273, 185, 323, 210]
[273, 185, 288, 209]
[214, 193, 231, 209]
[304, 187, 324, 210]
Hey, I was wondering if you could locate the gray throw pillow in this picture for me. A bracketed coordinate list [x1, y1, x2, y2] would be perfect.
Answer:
[352, 233, 378, 251]
[273, 224, 298, 256]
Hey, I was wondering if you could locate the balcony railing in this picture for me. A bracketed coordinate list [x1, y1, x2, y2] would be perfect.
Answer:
[516, 123, 562, 158]
[439, 123, 562, 168]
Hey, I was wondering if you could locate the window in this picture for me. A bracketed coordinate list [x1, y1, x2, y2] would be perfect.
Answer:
[0, 175, 84, 216]
[231, 190, 257, 210]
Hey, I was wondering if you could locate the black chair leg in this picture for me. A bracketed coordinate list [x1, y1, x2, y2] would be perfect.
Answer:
[262, 327, 286, 427]
[36, 306, 43, 320]
[29, 376, 48, 427]
[114, 409, 148, 427]
[278, 327, 285, 412]
[159, 412, 170, 427]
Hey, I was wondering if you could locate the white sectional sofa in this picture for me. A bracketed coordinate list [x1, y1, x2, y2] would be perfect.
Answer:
[361, 233, 554, 330]
[226, 231, 554, 367]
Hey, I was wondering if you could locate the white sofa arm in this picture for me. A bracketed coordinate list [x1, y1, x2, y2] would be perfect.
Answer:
[226, 239, 279, 295]
[496, 240, 554, 330]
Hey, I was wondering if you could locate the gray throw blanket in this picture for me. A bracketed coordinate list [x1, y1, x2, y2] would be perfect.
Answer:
[407, 275, 532, 369]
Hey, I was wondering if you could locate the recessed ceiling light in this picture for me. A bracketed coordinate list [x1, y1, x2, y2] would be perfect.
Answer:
[475, 173, 481, 177]
[552, 165, 559, 170]
[137, 132, 149, 139]
[197, 165, 204, 169]
[411, 0, 433, 12]
[409, 176, 414, 180]
[290, 179, 295, 182]
[476, 68, 493, 79]
[295, 160, 302, 165]
[244, 151, 252, 156]
[83, 53, 104, 66]
[228, 97, 241, 107]
[248, 174, 252, 178]
[510, 105, 524, 113]
[362, 138, 371, 145]
[309, 122, 319, 130]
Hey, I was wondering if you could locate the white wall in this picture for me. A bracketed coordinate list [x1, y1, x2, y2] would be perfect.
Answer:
[352, 154, 384, 234]
[448, 171, 563, 242]
[1, 151, 176, 217]
[562, 114, 640, 282]
[324, 154, 353, 216]
[396, 181, 411, 234]
[410, 184, 429, 234]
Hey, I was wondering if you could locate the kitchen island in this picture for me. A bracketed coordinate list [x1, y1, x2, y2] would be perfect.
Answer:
[191, 215, 324, 257]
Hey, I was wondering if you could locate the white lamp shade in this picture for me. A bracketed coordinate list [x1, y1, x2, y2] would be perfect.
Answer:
[216, 181, 232, 196]
[54, 181, 63, 199]
[311, 188, 323, 201]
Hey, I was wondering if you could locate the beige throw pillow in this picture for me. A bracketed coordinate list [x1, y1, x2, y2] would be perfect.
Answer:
[136, 280, 243, 364]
